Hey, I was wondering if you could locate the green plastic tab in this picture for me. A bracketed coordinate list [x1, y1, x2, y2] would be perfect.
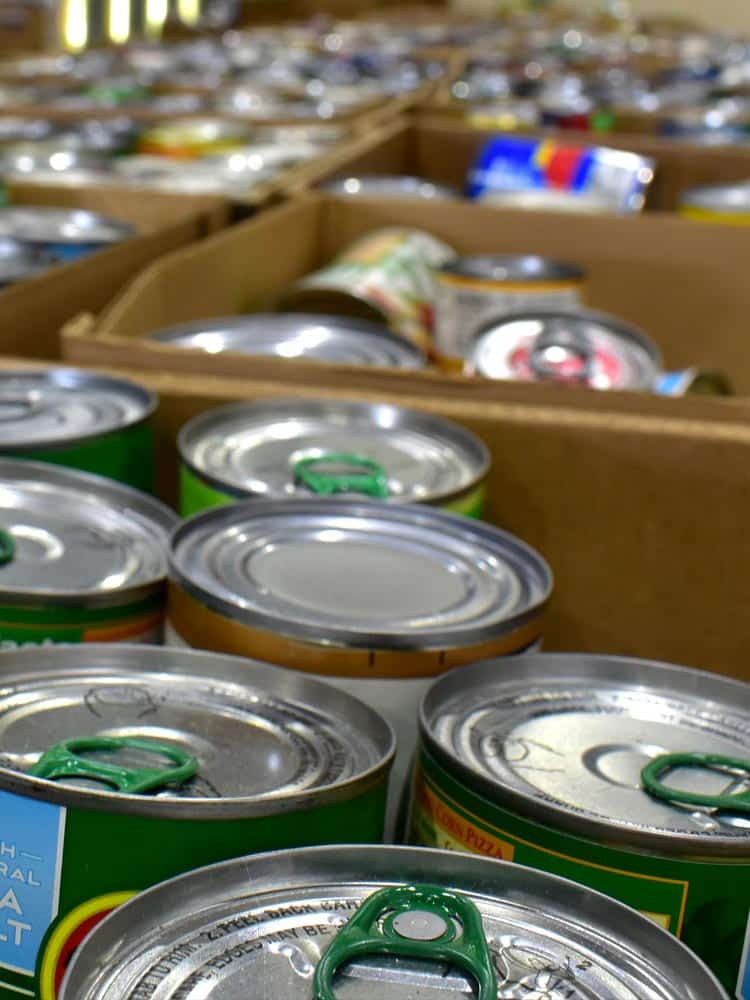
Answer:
[294, 453, 389, 499]
[313, 884, 497, 1000]
[0, 528, 14, 566]
[642, 752, 750, 813]
[29, 736, 198, 795]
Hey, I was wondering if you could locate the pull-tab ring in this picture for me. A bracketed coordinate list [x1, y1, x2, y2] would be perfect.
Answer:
[0, 390, 42, 420]
[313, 884, 497, 1000]
[29, 736, 198, 795]
[294, 453, 389, 499]
[529, 324, 595, 384]
[0, 528, 15, 567]
[641, 752, 750, 813]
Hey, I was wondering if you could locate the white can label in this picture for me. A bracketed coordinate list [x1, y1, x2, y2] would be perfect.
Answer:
[435, 278, 581, 363]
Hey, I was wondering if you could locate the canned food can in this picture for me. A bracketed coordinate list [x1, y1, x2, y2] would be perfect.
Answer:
[167, 499, 551, 828]
[0, 142, 106, 179]
[0, 208, 134, 262]
[177, 398, 490, 517]
[656, 368, 734, 396]
[435, 255, 586, 370]
[0, 369, 156, 491]
[323, 174, 461, 200]
[0, 459, 175, 647]
[410, 652, 750, 996]
[138, 117, 250, 159]
[148, 313, 427, 368]
[679, 182, 750, 224]
[478, 187, 613, 213]
[469, 307, 662, 390]
[61, 844, 727, 1000]
[0, 237, 53, 288]
[279, 229, 456, 355]
[0, 645, 393, 1000]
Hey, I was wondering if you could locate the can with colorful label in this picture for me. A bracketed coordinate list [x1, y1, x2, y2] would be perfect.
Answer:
[409, 652, 750, 997]
[138, 117, 250, 159]
[0, 458, 175, 647]
[0, 369, 156, 492]
[177, 398, 490, 518]
[435, 255, 585, 370]
[0, 644, 393, 1000]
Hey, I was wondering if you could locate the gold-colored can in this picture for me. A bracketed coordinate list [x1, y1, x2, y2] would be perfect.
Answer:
[679, 183, 750, 225]
[138, 117, 250, 159]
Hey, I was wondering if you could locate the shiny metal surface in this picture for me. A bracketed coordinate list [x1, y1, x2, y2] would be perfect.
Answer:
[178, 398, 488, 504]
[422, 653, 750, 853]
[0, 206, 134, 245]
[62, 845, 726, 1000]
[442, 255, 584, 284]
[0, 236, 52, 285]
[324, 175, 460, 200]
[680, 182, 750, 213]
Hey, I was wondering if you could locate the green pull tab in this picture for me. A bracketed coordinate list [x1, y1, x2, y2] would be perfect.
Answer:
[294, 453, 389, 499]
[641, 752, 750, 813]
[313, 884, 497, 1000]
[29, 737, 198, 795]
[0, 528, 14, 567]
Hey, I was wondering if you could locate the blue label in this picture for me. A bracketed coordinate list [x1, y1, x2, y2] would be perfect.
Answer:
[0, 791, 65, 977]
[46, 243, 98, 263]
[739, 915, 750, 1000]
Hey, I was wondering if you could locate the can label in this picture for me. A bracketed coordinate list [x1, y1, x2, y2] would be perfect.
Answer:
[435, 274, 582, 365]
[0, 595, 165, 649]
[179, 463, 487, 520]
[410, 746, 750, 995]
[680, 207, 750, 226]
[0, 779, 387, 1000]
[739, 918, 750, 1000]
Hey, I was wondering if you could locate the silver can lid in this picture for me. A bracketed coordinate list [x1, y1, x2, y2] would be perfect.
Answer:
[149, 313, 426, 369]
[62, 845, 725, 1000]
[421, 653, 750, 853]
[0, 458, 175, 603]
[0, 368, 154, 448]
[170, 500, 551, 649]
[470, 308, 662, 391]
[324, 174, 461, 200]
[0, 206, 134, 246]
[680, 182, 750, 213]
[179, 399, 489, 504]
[441, 254, 585, 284]
[0, 644, 393, 817]
[0, 236, 52, 284]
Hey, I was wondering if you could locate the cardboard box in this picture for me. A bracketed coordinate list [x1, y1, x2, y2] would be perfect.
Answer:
[63, 191, 750, 396]
[0, 182, 229, 359]
[313, 115, 750, 211]
[5, 353, 749, 681]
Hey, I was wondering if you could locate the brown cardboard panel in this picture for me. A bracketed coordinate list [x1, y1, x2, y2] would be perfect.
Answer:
[63, 191, 750, 394]
[0, 184, 228, 359]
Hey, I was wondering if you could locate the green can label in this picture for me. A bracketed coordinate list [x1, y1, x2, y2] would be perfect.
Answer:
[180, 463, 486, 520]
[0, 595, 164, 649]
[411, 747, 750, 995]
[0, 779, 387, 1000]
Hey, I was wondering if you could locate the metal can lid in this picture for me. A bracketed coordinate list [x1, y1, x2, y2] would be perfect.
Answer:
[179, 398, 489, 504]
[0, 368, 155, 448]
[0, 206, 134, 245]
[441, 254, 585, 284]
[0, 458, 175, 603]
[149, 313, 426, 369]
[680, 182, 750, 212]
[421, 653, 750, 853]
[170, 500, 551, 649]
[471, 307, 662, 391]
[0, 236, 53, 283]
[0, 644, 393, 817]
[324, 175, 461, 200]
[63, 845, 725, 1000]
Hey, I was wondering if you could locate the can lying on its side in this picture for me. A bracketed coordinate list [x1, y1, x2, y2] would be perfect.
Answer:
[679, 182, 750, 224]
[62, 844, 727, 1000]
[469, 307, 662, 390]
[177, 398, 490, 517]
[0, 369, 156, 491]
[435, 255, 586, 370]
[410, 653, 750, 996]
[167, 499, 551, 828]
[0, 458, 175, 647]
[0, 645, 393, 1000]
[149, 312, 427, 369]
[0, 206, 134, 262]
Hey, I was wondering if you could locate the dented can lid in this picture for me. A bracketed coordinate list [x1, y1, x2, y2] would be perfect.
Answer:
[0, 644, 393, 818]
[149, 313, 426, 369]
[62, 844, 726, 1000]
[421, 653, 750, 854]
[178, 398, 489, 505]
[0, 368, 155, 449]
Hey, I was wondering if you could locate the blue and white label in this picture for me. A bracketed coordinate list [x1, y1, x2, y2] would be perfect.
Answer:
[0, 791, 65, 977]
[738, 911, 750, 999]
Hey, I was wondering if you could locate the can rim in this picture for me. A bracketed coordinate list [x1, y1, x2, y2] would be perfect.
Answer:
[440, 254, 586, 283]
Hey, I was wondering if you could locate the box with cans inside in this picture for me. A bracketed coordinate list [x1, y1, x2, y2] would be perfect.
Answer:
[4, 4, 750, 1000]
